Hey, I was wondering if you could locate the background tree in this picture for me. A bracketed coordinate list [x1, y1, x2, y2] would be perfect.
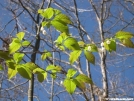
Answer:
[0, 0, 134, 101]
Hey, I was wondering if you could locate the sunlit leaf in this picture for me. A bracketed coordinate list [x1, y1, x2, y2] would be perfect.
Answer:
[115, 31, 134, 40]
[54, 13, 72, 24]
[51, 20, 69, 33]
[69, 50, 82, 64]
[64, 37, 80, 50]
[13, 53, 24, 63]
[84, 50, 95, 65]
[25, 62, 38, 72]
[63, 79, 76, 94]
[78, 41, 85, 47]
[104, 39, 116, 52]
[73, 79, 86, 90]
[75, 74, 93, 84]
[120, 39, 134, 48]
[6, 60, 16, 70]
[17, 65, 32, 80]
[16, 32, 25, 41]
[86, 44, 98, 52]
[0, 50, 11, 60]
[8, 68, 17, 79]
[22, 41, 30, 47]
[41, 51, 52, 61]
[38, 8, 54, 19]
[66, 68, 77, 78]
[9, 38, 21, 54]
[37, 72, 47, 82]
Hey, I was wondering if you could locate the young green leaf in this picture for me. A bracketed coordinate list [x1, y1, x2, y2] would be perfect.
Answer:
[41, 51, 52, 60]
[8, 68, 17, 79]
[0, 51, 11, 60]
[115, 31, 134, 40]
[69, 50, 82, 64]
[6, 60, 16, 70]
[38, 8, 54, 19]
[75, 74, 93, 84]
[51, 20, 69, 33]
[66, 68, 77, 78]
[84, 50, 95, 65]
[86, 44, 98, 52]
[78, 41, 85, 47]
[46, 65, 55, 71]
[9, 38, 21, 54]
[51, 73, 57, 79]
[64, 37, 80, 50]
[37, 72, 47, 82]
[25, 62, 38, 72]
[17, 65, 32, 80]
[63, 79, 76, 94]
[104, 39, 116, 52]
[16, 32, 25, 41]
[120, 39, 134, 48]
[13, 53, 24, 63]
[22, 41, 30, 47]
[53, 13, 72, 24]
[73, 79, 86, 90]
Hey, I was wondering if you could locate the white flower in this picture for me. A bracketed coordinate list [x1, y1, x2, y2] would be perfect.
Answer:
[42, 30, 47, 35]
[88, 46, 91, 51]
[106, 40, 111, 44]
[101, 42, 104, 47]
[40, 26, 44, 31]
[60, 81, 63, 85]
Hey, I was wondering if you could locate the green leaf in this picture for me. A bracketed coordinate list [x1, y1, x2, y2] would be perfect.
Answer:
[22, 41, 30, 47]
[38, 8, 54, 19]
[115, 31, 134, 40]
[104, 39, 116, 52]
[55, 36, 63, 44]
[17, 65, 32, 80]
[0, 50, 11, 60]
[73, 79, 86, 90]
[46, 65, 55, 71]
[51, 20, 69, 33]
[84, 50, 95, 65]
[13, 53, 24, 63]
[53, 9, 61, 15]
[0, 64, 3, 70]
[46, 65, 62, 73]
[9, 38, 21, 54]
[37, 72, 47, 82]
[41, 51, 52, 60]
[42, 21, 49, 27]
[41, 53, 47, 60]
[120, 39, 134, 48]
[8, 68, 17, 79]
[78, 41, 85, 47]
[86, 44, 98, 52]
[51, 73, 57, 79]
[64, 37, 80, 50]
[66, 68, 77, 78]
[63, 79, 76, 94]
[25, 62, 38, 71]
[33, 68, 44, 74]
[54, 13, 72, 24]
[69, 50, 82, 64]
[16, 32, 25, 41]
[6, 60, 16, 70]
[75, 74, 93, 84]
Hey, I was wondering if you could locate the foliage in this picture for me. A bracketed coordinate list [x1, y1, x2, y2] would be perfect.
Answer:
[0, 7, 134, 95]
